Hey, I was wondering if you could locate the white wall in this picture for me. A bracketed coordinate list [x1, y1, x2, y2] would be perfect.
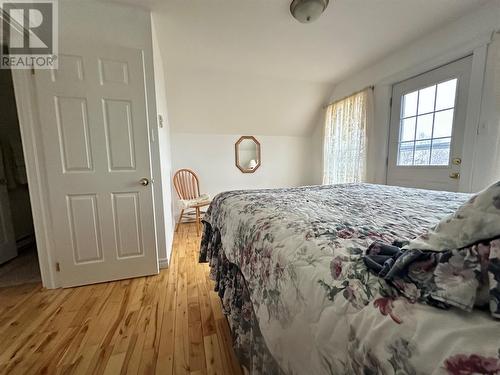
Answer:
[60, 0, 151, 48]
[162, 67, 330, 137]
[310, 120, 324, 184]
[472, 33, 500, 189]
[171, 133, 313, 215]
[311, 0, 500, 191]
[152, 18, 175, 265]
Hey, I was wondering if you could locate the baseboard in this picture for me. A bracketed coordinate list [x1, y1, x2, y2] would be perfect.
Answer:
[158, 226, 175, 269]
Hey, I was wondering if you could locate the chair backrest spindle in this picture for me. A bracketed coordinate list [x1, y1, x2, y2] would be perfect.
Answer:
[173, 169, 201, 200]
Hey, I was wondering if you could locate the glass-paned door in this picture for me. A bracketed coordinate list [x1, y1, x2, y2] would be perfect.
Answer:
[387, 56, 472, 191]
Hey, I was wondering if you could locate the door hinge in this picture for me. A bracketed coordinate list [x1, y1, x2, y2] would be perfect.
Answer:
[389, 97, 392, 107]
[31, 67, 35, 75]
[55, 262, 60, 272]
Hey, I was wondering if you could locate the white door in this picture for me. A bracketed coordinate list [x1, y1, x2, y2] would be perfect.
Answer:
[34, 44, 158, 287]
[0, 152, 17, 265]
[387, 56, 472, 191]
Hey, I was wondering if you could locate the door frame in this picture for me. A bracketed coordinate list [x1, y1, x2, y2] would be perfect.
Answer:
[386, 47, 488, 192]
[11, 69, 57, 288]
[12, 62, 167, 289]
[8, 45, 167, 290]
[386, 55, 472, 191]
[0, 12, 56, 288]
[380, 31, 493, 192]
[2, 7, 168, 289]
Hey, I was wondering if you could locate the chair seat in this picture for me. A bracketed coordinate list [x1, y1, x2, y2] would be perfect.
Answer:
[180, 193, 211, 209]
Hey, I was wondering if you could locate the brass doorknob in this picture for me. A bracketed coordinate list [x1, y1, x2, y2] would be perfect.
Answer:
[139, 178, 150, 186]
[449, 172, 460, 179]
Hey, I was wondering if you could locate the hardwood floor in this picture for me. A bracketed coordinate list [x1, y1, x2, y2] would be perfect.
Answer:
[0, 223, 243, 375]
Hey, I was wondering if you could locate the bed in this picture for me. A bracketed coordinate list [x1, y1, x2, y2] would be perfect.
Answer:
[199, 183, 500, 375]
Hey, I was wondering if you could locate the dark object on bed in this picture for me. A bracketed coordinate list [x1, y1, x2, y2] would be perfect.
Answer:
[364, 241, 406, 278]
[364, 239, 500, 313]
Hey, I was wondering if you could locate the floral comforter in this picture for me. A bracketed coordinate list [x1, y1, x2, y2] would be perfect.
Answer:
[200, 184, 500, 375]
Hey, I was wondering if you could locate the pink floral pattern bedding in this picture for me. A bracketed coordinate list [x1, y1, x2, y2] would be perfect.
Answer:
[200, 183, 500, 374]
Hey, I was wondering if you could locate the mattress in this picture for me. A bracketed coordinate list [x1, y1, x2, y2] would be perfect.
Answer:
[200, 183, 500, 375]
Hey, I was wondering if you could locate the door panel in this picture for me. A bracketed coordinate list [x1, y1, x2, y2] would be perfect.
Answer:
[35, 44, 158, 287]
[387, 56, 472, 191]
[112, 192, 143, 258]
[102, 99, 136, 170]
[55, 96, 93, 172]
[66, 194, 103, 263]
[51, 54, 84, 83]
[99, 58, 129, 85]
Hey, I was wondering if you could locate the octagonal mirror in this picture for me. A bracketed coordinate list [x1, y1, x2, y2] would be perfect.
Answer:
[235, 136, 261, 173]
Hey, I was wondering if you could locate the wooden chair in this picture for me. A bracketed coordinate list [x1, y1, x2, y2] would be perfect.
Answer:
[173, 169, 211, 235]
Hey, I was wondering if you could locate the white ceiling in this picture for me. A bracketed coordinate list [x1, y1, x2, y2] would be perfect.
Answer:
[105, 0, 489, 135]
[151, 0, 488, 83]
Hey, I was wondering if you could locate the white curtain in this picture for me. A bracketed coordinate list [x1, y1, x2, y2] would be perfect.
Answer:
[322, 89, 373, 185]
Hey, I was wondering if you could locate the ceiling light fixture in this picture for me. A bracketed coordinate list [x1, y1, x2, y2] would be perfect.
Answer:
[290, 0, 329, 23]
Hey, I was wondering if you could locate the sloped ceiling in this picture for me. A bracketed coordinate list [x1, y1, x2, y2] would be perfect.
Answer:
[112, 0, 488, 136]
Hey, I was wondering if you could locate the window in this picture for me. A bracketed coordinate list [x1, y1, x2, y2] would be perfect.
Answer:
[323, 89, 371, 184]
[397, 78, 457, 166]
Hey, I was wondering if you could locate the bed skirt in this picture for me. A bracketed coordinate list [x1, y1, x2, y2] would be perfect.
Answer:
[200, 223, 282, 375]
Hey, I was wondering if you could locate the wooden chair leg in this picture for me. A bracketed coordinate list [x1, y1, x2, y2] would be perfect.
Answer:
[195, 207, 200, 236]
[176, 209, 184, 232]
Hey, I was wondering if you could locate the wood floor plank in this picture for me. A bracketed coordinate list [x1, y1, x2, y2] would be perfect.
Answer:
[203, 334, 225, 375]
[0, 223, 243, 375]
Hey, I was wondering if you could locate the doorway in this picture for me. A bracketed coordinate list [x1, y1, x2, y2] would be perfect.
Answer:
[0, 68, 40, 288]
[387, 56, 472, 191]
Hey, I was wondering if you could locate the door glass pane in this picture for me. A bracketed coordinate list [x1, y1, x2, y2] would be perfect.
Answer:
[414, 140, 431, 165]
[400, 117, 416, 142]
[430, 137, 451, 165]
[398, 141, 414, 166]
[396, 75, 459, 167]
[433, 109, 454, 138]
[415, 113, 433, 140]
[435, 79, 457, 110]
[402, 91, 418, 118]
[417, 85, 436, 114]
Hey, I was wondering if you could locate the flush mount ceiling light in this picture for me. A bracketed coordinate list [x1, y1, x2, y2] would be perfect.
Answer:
[290, 0, 329, 23]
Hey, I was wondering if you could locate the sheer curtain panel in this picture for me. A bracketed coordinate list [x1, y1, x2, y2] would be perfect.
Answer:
[322, 89, 372, 185]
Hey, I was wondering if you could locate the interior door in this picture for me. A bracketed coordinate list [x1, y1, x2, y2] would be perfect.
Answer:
[387, 56, 472, 191]
[34, 44, 158, 287]
[0, 151, 17, 265]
